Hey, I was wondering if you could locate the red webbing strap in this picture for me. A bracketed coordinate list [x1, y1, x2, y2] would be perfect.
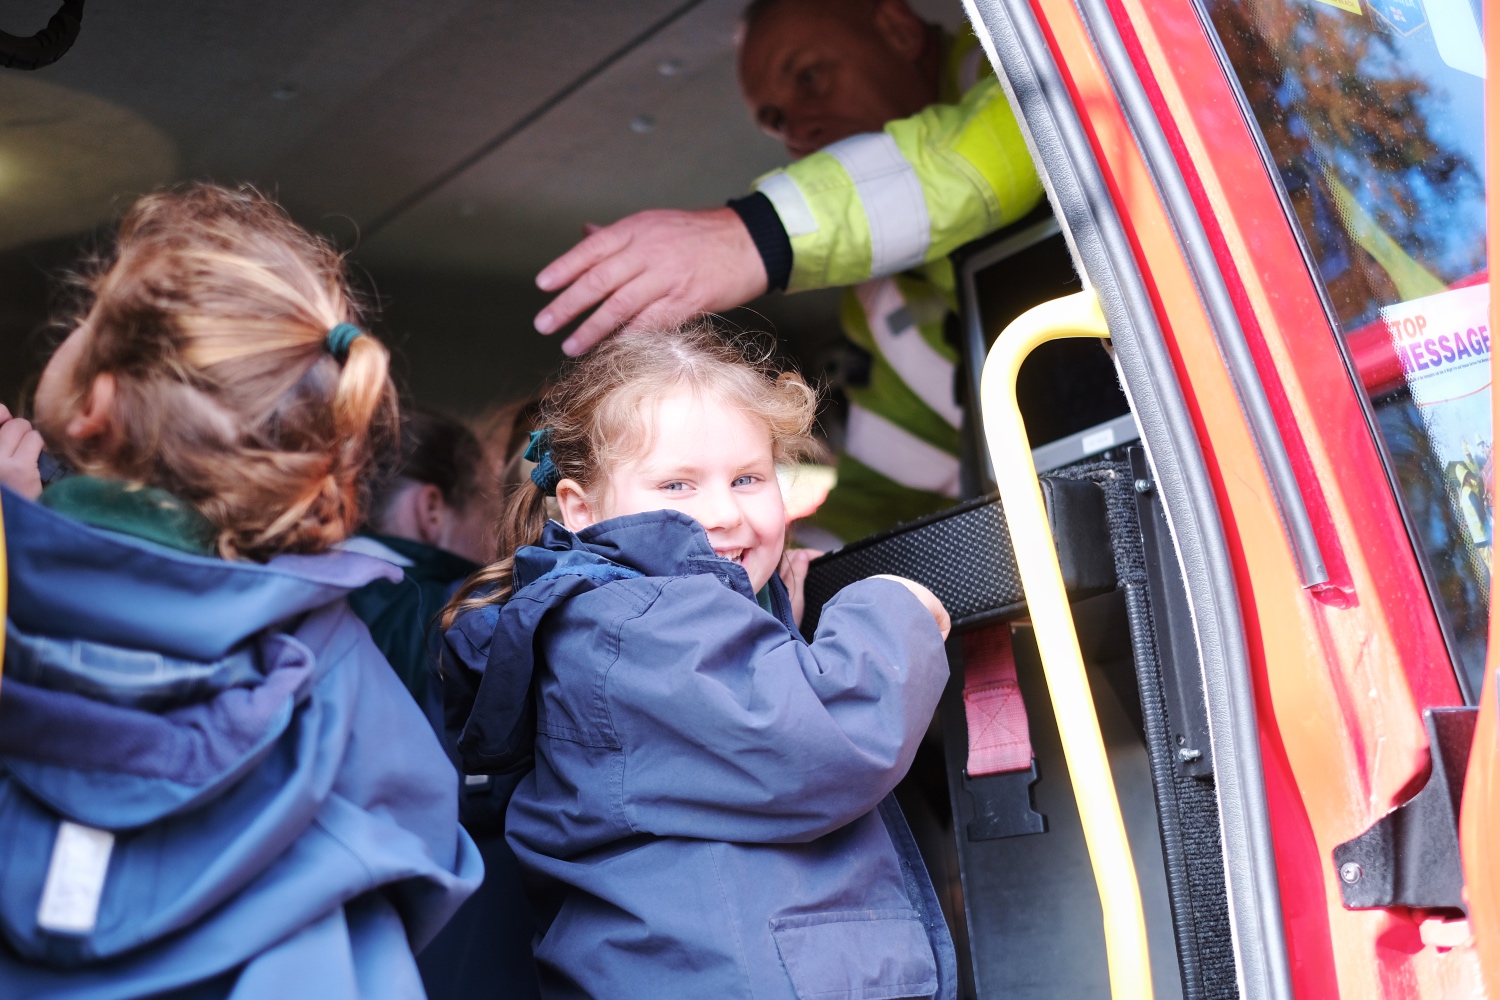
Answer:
[962, 624, 1033, 775]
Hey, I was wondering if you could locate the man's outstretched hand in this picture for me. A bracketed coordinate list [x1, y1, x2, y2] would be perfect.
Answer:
[534, 207, 768, 356]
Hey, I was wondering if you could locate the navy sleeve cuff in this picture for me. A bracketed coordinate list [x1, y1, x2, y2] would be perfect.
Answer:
[727, 191, 793, 293]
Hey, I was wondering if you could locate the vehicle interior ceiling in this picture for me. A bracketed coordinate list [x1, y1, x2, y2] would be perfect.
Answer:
[2, 2, 1208, 998]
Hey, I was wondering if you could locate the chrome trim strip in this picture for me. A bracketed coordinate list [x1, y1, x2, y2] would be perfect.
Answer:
[1072, 0, 1328, 589]
[1182, 0, 1474, 700]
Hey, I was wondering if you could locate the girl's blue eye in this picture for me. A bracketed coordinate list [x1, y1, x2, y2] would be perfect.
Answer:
[732, 475, 757, 488]
[661, 481, 688, 492]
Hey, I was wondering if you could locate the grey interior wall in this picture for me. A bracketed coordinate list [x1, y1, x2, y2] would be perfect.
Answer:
[0, 0, 960, 415]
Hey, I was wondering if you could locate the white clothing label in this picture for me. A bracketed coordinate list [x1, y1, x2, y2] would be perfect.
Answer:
[37, 821, 114, 934]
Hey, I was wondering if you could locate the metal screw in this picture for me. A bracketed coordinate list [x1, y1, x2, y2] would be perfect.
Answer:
[1178, 747, 1202, 762]
[1340, 862, 1362, 884]
[1133, 478, 1152, 494]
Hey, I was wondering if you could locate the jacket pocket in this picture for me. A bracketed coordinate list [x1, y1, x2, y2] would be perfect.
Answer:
[770, 909, 938, 1000]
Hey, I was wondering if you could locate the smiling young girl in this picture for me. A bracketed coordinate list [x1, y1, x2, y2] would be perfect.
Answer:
[444, 324, 957, 1000]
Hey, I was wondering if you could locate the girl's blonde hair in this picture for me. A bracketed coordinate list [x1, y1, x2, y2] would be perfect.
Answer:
[444, 322, 820, 624]
[44, 183, 398, 561]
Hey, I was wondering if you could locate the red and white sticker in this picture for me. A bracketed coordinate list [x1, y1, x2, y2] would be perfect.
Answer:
[1382, 283, 1491, 406]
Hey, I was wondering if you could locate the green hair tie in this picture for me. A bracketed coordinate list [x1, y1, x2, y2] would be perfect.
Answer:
[524, 428, 562, 496]
[325, 323, 362, 362]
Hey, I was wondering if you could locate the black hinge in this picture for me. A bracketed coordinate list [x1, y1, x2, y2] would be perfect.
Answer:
[1332, 706, 1477, 911]
[1129, 448, 1213, 779]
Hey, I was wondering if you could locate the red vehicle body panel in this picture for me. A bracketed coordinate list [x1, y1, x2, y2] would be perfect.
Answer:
[1024, 0, 1477, 992]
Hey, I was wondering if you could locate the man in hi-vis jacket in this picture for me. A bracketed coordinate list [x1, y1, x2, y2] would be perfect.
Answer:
[535, 0, 1043, 542]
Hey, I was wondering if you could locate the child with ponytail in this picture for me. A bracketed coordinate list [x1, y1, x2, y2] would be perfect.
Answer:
[443, 323, 958, 1000]
[0, 184, 479, 999]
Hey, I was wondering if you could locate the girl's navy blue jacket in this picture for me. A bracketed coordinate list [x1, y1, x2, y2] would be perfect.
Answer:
[445, 510, 958, 1000]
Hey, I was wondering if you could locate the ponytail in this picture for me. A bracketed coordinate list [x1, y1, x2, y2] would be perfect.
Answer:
[236, 325, 397, 558]
[441, 481, 549, 629]
[44, 183, 401, 562]
[333, 332, 391, 442]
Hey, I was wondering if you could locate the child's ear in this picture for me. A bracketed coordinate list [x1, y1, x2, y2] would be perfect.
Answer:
[554, 478, 597, 533]
[65, 372, 117, 443]
[413, 482, 448, 546]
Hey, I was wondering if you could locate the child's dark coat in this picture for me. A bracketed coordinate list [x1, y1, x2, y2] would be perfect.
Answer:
[446, 510, 958, 1000]
[0, 488, 482, 998]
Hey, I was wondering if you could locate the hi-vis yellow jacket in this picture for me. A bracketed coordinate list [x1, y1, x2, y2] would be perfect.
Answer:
[751, 30, 1044, 543]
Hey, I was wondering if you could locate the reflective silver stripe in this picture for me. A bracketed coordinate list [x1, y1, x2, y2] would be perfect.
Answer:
[755, 171, 819, 238]
[824, 132, 931, 277]
[844, 404, 960, 497]
[856, 278, 963, 429]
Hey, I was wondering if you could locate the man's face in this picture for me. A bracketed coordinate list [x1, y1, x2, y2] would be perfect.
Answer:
[738, 0, 937, 159]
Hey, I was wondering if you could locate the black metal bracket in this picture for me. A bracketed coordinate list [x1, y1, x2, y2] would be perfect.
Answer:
[1332, 707, 1477, 910]
[1130, 448, 1214, 779]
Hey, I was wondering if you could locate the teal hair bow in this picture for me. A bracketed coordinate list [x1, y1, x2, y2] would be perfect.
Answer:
[524, 428, 562, 496]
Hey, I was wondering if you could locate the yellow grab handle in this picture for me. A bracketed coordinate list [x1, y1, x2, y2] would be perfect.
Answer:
[979, 289, 1154, 999]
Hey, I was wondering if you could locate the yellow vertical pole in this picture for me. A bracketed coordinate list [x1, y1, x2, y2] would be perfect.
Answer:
[979, 289, 1154, 998]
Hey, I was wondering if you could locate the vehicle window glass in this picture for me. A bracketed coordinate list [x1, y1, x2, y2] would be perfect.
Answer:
[1205, 0, 1489, 697]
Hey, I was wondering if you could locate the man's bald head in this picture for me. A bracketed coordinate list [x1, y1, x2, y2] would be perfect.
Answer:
[737, 0, 941, 158]
[740, 0, 880, 34]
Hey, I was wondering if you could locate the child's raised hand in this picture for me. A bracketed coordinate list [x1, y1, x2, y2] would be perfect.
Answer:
[778, 547, 824, 628]
[0, 405, 44, 501]
[872, 575, 951, 641]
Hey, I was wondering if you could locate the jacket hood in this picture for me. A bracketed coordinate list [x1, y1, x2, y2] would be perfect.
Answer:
[4, 485, 400, 662]
[0, 491, 478, 983]
[0, 488, 402, 829]
[0, 628, 317, 829]
[447, 510, 792, 776]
